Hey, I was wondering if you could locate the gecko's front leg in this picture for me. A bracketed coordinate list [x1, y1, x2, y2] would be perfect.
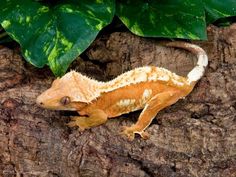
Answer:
[67, 109, 108, 131]
[122, 90, 183, 140]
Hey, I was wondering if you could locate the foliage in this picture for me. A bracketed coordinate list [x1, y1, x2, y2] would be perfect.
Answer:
[1, 0, 236, 76]
[0, 0, 115, 75]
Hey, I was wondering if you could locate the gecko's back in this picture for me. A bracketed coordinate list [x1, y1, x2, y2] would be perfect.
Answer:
[100, 66, 191, 93]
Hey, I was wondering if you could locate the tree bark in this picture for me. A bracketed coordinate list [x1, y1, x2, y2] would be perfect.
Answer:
[0, 24, 236, 177]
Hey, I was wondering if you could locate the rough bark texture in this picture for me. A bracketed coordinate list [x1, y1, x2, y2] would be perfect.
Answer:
[0, 24, 236, 177]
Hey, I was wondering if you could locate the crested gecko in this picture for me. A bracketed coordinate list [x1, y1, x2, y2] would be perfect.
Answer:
[36, 41, 208, 140]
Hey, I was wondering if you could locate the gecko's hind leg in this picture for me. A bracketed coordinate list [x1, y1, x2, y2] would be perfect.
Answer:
[67, 109, 108, 131]
[122, 90, 183, 140]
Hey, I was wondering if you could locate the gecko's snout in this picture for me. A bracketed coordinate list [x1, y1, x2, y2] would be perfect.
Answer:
[38, 101, 44, 106]
[36, 95, 44, 107]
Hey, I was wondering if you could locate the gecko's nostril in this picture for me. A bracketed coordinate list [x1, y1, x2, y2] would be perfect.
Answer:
[36, 96, 44, 106]
[36, 99, 44, 106]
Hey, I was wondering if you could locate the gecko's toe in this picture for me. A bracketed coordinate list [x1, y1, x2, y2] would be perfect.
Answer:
[67, 121, 77, 127]
[121, 126, 135, 141]
[138, 131, 150, 140]
[121, 126, 150, 140]
[70, 117, 78, 121]
[67, 120, 85, 131]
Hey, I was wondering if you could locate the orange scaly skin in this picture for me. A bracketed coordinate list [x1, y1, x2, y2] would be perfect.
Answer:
[36, 42, 208, 140]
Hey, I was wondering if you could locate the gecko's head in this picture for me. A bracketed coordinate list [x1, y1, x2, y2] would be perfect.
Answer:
[36, 71, 96, 110]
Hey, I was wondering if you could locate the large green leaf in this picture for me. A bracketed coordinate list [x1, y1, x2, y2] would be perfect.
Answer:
[116, 0, 207, 40]
[203, 0, 236, 24]
[0, 0, 115, 76]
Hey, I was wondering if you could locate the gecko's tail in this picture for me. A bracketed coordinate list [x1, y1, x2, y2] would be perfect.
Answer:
[164, 41, 208, 84]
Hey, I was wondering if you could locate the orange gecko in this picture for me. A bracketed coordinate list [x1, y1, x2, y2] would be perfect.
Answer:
[36, 42, 208, 140]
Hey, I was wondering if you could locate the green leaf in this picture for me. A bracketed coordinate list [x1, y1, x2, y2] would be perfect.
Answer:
[203, 0, 236, 24]
[0, 0, 115, 76]
[116, 0, 207, 40]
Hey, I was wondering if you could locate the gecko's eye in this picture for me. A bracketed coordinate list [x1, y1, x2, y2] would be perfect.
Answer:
[60, 96, 71, 105]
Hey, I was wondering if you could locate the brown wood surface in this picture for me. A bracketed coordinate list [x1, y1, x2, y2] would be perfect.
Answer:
[0, 24, 236, 177]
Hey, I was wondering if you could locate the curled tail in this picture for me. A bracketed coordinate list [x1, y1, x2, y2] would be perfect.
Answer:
[164, 41, 208, 84]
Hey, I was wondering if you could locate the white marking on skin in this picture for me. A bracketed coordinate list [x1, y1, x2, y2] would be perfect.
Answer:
[149, 67, 171, 82]
[137, 103, 157, 132]
[165, 72, 184, 86]
[134, 72, 148, 83]
[139, 89, 152, 105]
[142, 89, 152, 100]
[158, 75, 169, 81]
[197, 54, 208, 67]
[143, 67, 152, 72]
[139, 103, 149, 117]
[159, 67, 170, 73]
[116, 99, 141, 114]
[117, 99, 136, 107]
[148, 73, 157, 81]
[187, 65, 204, 82]
[185, 43, 208, 67]
[171, 72, 181, 80]
[172, 79, 184, 86]
[103, 66, 152, 92]
[184, 44, 207, 83]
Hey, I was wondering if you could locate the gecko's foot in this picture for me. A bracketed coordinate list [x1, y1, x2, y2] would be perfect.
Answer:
[67, 116, 89, 131]
[121, 126, 150, 141]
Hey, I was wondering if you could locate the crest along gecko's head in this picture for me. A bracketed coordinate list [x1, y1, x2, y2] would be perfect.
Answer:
[36, 71, 100, 110]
